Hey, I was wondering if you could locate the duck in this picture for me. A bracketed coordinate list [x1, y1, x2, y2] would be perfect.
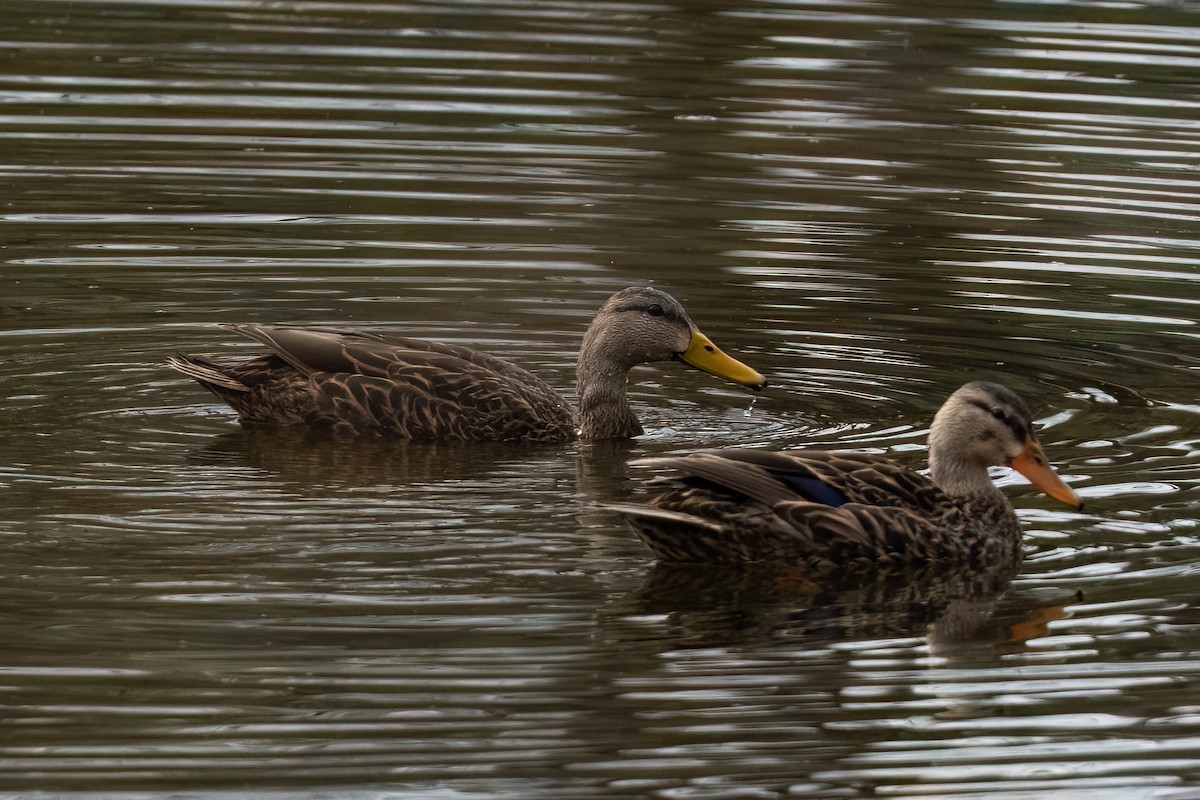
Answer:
[605, 381, 1081, 570]
[168, 286, 767, 441]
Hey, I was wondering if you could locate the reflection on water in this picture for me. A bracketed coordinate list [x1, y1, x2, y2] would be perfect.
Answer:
[1, 0, 1199, 796]
[627, 556, 1026, 647]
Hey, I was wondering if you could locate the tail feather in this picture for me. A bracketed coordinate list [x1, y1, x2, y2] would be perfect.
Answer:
[601, 502, 731, 562]
[167, 354, 249, 392]
[602, 502, 723, 534]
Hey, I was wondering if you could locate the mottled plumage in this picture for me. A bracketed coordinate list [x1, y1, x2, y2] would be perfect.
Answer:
[607, 382, 1082, 571]
[169, 287, 766, 441]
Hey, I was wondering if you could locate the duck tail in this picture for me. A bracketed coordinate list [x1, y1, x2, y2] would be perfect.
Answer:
[167, 354, 249, 392]
[601, 503, 727, 563]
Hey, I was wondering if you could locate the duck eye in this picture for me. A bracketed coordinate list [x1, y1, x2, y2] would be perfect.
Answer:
[647, 304, 664, 317]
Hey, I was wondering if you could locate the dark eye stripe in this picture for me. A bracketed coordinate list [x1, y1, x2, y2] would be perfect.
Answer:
[966, 397, 1030, 443]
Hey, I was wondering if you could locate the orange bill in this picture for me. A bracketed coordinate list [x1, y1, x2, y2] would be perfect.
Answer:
[1009, 438, 1082, 509]
[678, 330, 767, 391]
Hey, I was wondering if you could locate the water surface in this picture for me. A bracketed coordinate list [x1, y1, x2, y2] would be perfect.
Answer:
[2, 0, 1199, 797]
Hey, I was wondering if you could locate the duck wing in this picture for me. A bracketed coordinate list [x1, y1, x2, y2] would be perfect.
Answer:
[691, 448, 944, 510]
[226, 325, 555, 388]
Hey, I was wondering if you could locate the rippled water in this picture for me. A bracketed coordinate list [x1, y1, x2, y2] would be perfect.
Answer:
[2, 0, 1199, 797]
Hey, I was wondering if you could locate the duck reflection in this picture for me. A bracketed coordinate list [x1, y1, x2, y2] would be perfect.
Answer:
[626, 556, 1025, 647]
[188, 427, 540, 489]
[597, 557, 1082, 671]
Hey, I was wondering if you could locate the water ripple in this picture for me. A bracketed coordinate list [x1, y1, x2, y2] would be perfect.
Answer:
[2, 0, 1200, 796]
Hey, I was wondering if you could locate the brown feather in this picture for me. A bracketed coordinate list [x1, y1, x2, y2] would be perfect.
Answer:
[611, 448, 1021, 571]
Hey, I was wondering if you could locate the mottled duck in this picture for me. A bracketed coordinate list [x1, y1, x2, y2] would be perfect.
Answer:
[606, 381, 1082, 569]
[169, 286, 766, 441]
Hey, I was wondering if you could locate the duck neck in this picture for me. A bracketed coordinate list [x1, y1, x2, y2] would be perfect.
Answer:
[575, 335, 642, 440]
[928, 448, 1005, 502]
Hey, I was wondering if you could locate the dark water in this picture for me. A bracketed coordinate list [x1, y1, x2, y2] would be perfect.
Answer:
[2, 0, 1199, 797]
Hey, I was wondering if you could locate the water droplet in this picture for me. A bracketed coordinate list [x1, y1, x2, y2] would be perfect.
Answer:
[744, 396, 758, 418]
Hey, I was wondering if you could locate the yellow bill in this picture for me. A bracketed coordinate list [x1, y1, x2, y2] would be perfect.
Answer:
[677, 330, 767, 391]
[1009, 438, 1082, 509]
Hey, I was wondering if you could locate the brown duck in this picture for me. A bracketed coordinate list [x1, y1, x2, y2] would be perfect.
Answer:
[606, 382, 1082, 569]
[169, 286, 766, 441]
